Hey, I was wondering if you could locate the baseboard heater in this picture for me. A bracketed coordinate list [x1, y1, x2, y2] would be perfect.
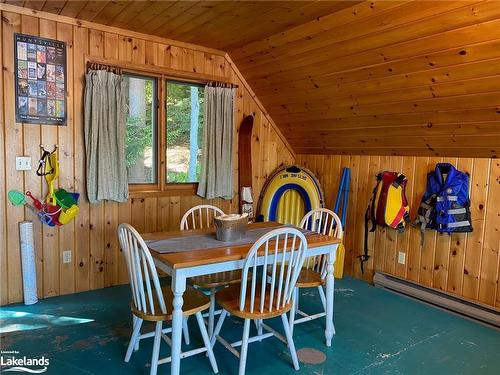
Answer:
[373, 272, 500, 328]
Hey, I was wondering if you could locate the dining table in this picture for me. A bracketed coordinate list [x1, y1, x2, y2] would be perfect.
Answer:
[142, 221, 340, 375]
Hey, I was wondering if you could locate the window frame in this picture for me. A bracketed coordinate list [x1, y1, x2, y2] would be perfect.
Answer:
[123, 72, 160, 190]
[119, 68, 208, 198]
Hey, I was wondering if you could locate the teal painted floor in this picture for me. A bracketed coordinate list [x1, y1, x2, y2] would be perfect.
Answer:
[1, 277, 499, 375]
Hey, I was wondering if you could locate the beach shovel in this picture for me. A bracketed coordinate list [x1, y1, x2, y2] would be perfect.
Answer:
[44, 150, 59, 205]
[8, 190, 56, 226]
[8, 190, 41, 216]
[26, 191, 43, 210]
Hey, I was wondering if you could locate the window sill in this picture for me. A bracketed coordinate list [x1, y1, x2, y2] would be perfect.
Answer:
[128, 183, 198, 198]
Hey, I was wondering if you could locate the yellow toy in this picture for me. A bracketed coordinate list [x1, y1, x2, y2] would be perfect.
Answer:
[44, 148, 59, 205]
[34, 145, 79, 226]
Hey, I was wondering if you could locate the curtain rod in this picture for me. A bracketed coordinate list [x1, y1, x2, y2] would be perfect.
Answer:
[86, 61, 122, 75]
[86, 60, 238, 88]
[206, 81, 238, 89]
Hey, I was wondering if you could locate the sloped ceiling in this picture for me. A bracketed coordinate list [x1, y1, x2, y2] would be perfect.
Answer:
[7, 0, 500, 157]
[3, 0, 359, 50]
[230, 1, 500, 157]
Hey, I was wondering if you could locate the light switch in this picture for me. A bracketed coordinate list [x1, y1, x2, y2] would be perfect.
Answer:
[63, 250, 72, 264]
[16, 156, 32, 171]
[398, 251, 406, 265]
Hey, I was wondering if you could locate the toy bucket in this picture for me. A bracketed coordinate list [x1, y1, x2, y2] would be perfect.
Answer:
[43, 204, 62, 226]
[58, 204, 79, 225]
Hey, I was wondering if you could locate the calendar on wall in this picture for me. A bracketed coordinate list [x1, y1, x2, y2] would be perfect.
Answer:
[14, 33, 67, 126]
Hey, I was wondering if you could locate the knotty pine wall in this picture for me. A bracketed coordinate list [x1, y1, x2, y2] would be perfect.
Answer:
[297, 154, 500, 309]
[0, 9, 294, 305]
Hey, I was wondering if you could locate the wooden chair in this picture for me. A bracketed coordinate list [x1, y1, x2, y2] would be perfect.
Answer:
[180, 204, 244, 337]
[210, 227, 308, 375]
[291, 208, 343, 335]
[117, 223, 218, 375]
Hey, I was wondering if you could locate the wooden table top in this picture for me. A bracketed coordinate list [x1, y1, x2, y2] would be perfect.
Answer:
[142, 222, 341, 269]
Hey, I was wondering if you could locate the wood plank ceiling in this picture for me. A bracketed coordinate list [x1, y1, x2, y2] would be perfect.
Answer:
[3, 0, 359, 50]
[7, 0, 500, 157]
[231, 1, 500, 157]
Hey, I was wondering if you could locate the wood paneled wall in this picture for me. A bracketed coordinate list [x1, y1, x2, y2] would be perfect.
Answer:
[232, 1, 500, 157]
[297, 154, 500, 308]
[0, 8, 294, 305]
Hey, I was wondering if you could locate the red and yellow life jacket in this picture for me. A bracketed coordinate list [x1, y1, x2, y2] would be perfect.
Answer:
[361, 172, 410, 273]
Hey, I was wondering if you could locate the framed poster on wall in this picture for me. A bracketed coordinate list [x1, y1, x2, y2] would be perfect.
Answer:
[14, 33, 67, 126]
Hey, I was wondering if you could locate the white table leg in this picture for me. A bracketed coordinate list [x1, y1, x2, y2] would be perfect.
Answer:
[325, 245, 335, 347]
[171, 271, 186, 375]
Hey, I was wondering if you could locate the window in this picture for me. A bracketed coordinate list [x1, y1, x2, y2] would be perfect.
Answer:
[166, 81, 204, 183]
[123, 74, 157, 184]
[122, 71, 206, 192]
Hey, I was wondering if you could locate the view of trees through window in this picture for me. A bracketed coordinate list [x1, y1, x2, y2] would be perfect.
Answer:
[166, 81, 204, 183]
[124, 76, 204, 185]
[124, 74, 156, 184]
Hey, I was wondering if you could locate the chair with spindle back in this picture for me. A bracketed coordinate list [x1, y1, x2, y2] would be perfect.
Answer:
[180, 204, 244, 337]
[291, 208, 343, 335]
[210, 227, 308, 375]
[117, 223, 218, 375]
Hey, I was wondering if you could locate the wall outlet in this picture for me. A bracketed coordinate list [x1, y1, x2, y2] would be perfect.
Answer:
[398, 251, 406, 265]
[63, 250, 72, 264]
[16, 156, 32, 171]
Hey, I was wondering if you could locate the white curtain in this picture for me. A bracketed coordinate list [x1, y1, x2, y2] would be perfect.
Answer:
[84, 70, 128, 203]
[197, 86, 235, 200]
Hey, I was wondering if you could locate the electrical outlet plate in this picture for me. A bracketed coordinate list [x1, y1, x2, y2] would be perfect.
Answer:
[398, 251, 406, 265]
[63, 250, 72, 264]
[16, 156, 32, 171]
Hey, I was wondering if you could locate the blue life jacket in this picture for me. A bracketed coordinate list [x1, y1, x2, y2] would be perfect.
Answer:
[414, 163, 472, 244]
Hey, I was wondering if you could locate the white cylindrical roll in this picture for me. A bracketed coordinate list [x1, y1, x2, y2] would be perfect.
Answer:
[19, 221, 38, 305]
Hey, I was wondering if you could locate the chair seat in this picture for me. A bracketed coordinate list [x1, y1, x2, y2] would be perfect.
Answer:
[269, 266, 324, 288]
[216, 285, 292, 319]
[189, 270, 243, 289]
[296, 268, 325, 288]
[130, 286, 210, 322]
